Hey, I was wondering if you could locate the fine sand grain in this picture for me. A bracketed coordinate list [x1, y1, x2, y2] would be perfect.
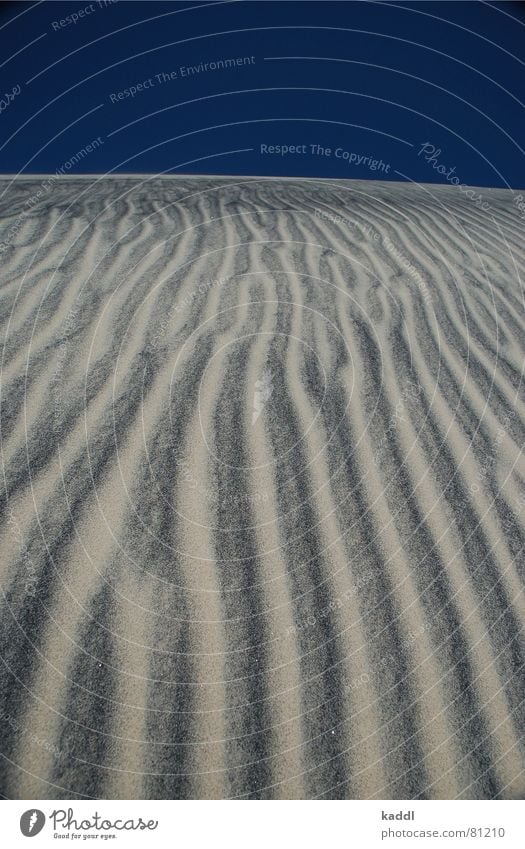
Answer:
[0, 175, 524, 799]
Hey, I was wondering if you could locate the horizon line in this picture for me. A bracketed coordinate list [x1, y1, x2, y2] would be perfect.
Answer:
[0, 172, 521, 191]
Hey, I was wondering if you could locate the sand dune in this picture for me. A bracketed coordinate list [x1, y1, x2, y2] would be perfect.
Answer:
[0, 174, 524, 799]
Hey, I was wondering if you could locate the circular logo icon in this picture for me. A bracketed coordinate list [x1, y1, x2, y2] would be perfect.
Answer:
[20, 810, 45, 837]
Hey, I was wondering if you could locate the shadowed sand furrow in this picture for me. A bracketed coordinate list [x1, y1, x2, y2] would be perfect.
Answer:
[48, 583, 117, 798]
[210, 301, 276, 799]
[0, 175, 524, 800]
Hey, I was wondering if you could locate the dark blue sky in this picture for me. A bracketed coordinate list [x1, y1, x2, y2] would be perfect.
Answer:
[0, 1, 524, 186]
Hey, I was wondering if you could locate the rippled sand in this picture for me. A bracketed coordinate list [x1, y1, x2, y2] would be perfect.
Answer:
[0, 175, 524, 799]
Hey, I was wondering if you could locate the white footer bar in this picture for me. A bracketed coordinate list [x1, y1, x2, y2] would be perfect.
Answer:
[3, 800, 524, 848]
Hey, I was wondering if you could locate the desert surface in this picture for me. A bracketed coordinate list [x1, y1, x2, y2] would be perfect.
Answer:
[0, 175, 524, 799]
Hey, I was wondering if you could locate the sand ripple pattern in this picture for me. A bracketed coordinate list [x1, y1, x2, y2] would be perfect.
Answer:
[0, 175, 524, 799]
